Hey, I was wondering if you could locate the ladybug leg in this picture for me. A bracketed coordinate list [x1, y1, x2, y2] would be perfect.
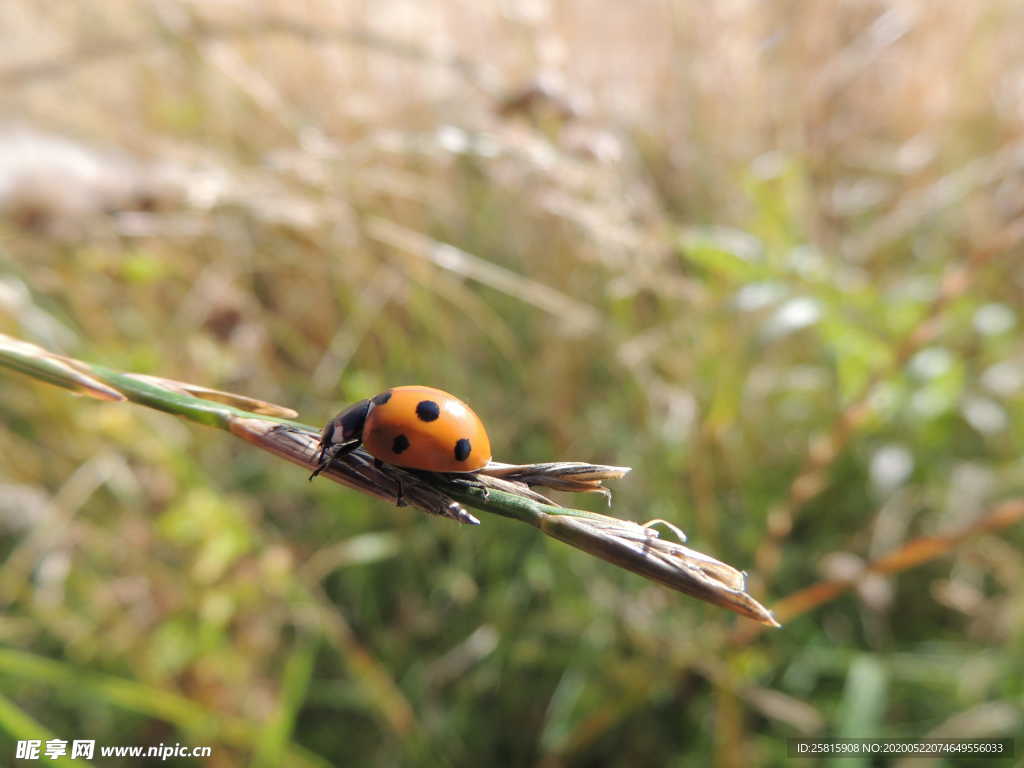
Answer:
[446, 474, 490, 500]
[308, 440, 358, 481]
[373, 458, 406, 507]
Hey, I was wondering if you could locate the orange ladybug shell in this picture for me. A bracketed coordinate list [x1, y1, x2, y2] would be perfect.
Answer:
[362, 386, 492, 472]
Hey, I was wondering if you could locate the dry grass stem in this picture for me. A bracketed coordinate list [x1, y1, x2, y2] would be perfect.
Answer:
[539, 512, 779, 627]
[479, 461, 632, 504]
[3, 333, 777, 625]
[736, 499, 1024, 643]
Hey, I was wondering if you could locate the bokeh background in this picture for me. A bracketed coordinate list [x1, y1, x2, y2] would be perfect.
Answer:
[2, 1, 1024, 765]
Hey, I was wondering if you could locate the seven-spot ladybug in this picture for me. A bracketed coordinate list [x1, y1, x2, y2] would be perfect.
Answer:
[311, 385, 492, 479]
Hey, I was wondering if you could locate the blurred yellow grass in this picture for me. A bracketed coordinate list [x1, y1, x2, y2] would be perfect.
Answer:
[1, 1, 1023, 765]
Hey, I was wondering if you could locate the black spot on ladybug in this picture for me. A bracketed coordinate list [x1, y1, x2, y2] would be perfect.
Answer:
[392, 434, 410, 454]
[454, 438, 472, 462]
[372, 391, 393, 406]
[416, 400, 440, 422]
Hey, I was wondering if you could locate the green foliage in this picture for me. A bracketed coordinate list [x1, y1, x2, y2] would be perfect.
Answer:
[2, 1, 1024, 766]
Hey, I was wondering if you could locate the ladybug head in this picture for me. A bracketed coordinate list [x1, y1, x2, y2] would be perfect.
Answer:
[324, 398, 372, 448]
[311, 398, 373, 481]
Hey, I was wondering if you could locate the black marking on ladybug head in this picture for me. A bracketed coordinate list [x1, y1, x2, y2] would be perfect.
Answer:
[454, 438, 472, 462]
[372, 390, 393, 406]
[415, 400, 440, 422]
[392, 434, 410, 454]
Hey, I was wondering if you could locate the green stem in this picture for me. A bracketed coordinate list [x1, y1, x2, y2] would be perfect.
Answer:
[0, 333, 779, 627]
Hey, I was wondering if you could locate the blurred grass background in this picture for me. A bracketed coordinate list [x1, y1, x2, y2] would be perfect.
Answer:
[1, 1, 1023, 765]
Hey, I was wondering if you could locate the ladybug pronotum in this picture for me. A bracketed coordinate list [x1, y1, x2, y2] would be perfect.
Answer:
[311, 385, 492, 479]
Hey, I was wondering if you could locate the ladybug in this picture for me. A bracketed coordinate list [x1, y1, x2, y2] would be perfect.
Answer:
[310, 386, 492, 480]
